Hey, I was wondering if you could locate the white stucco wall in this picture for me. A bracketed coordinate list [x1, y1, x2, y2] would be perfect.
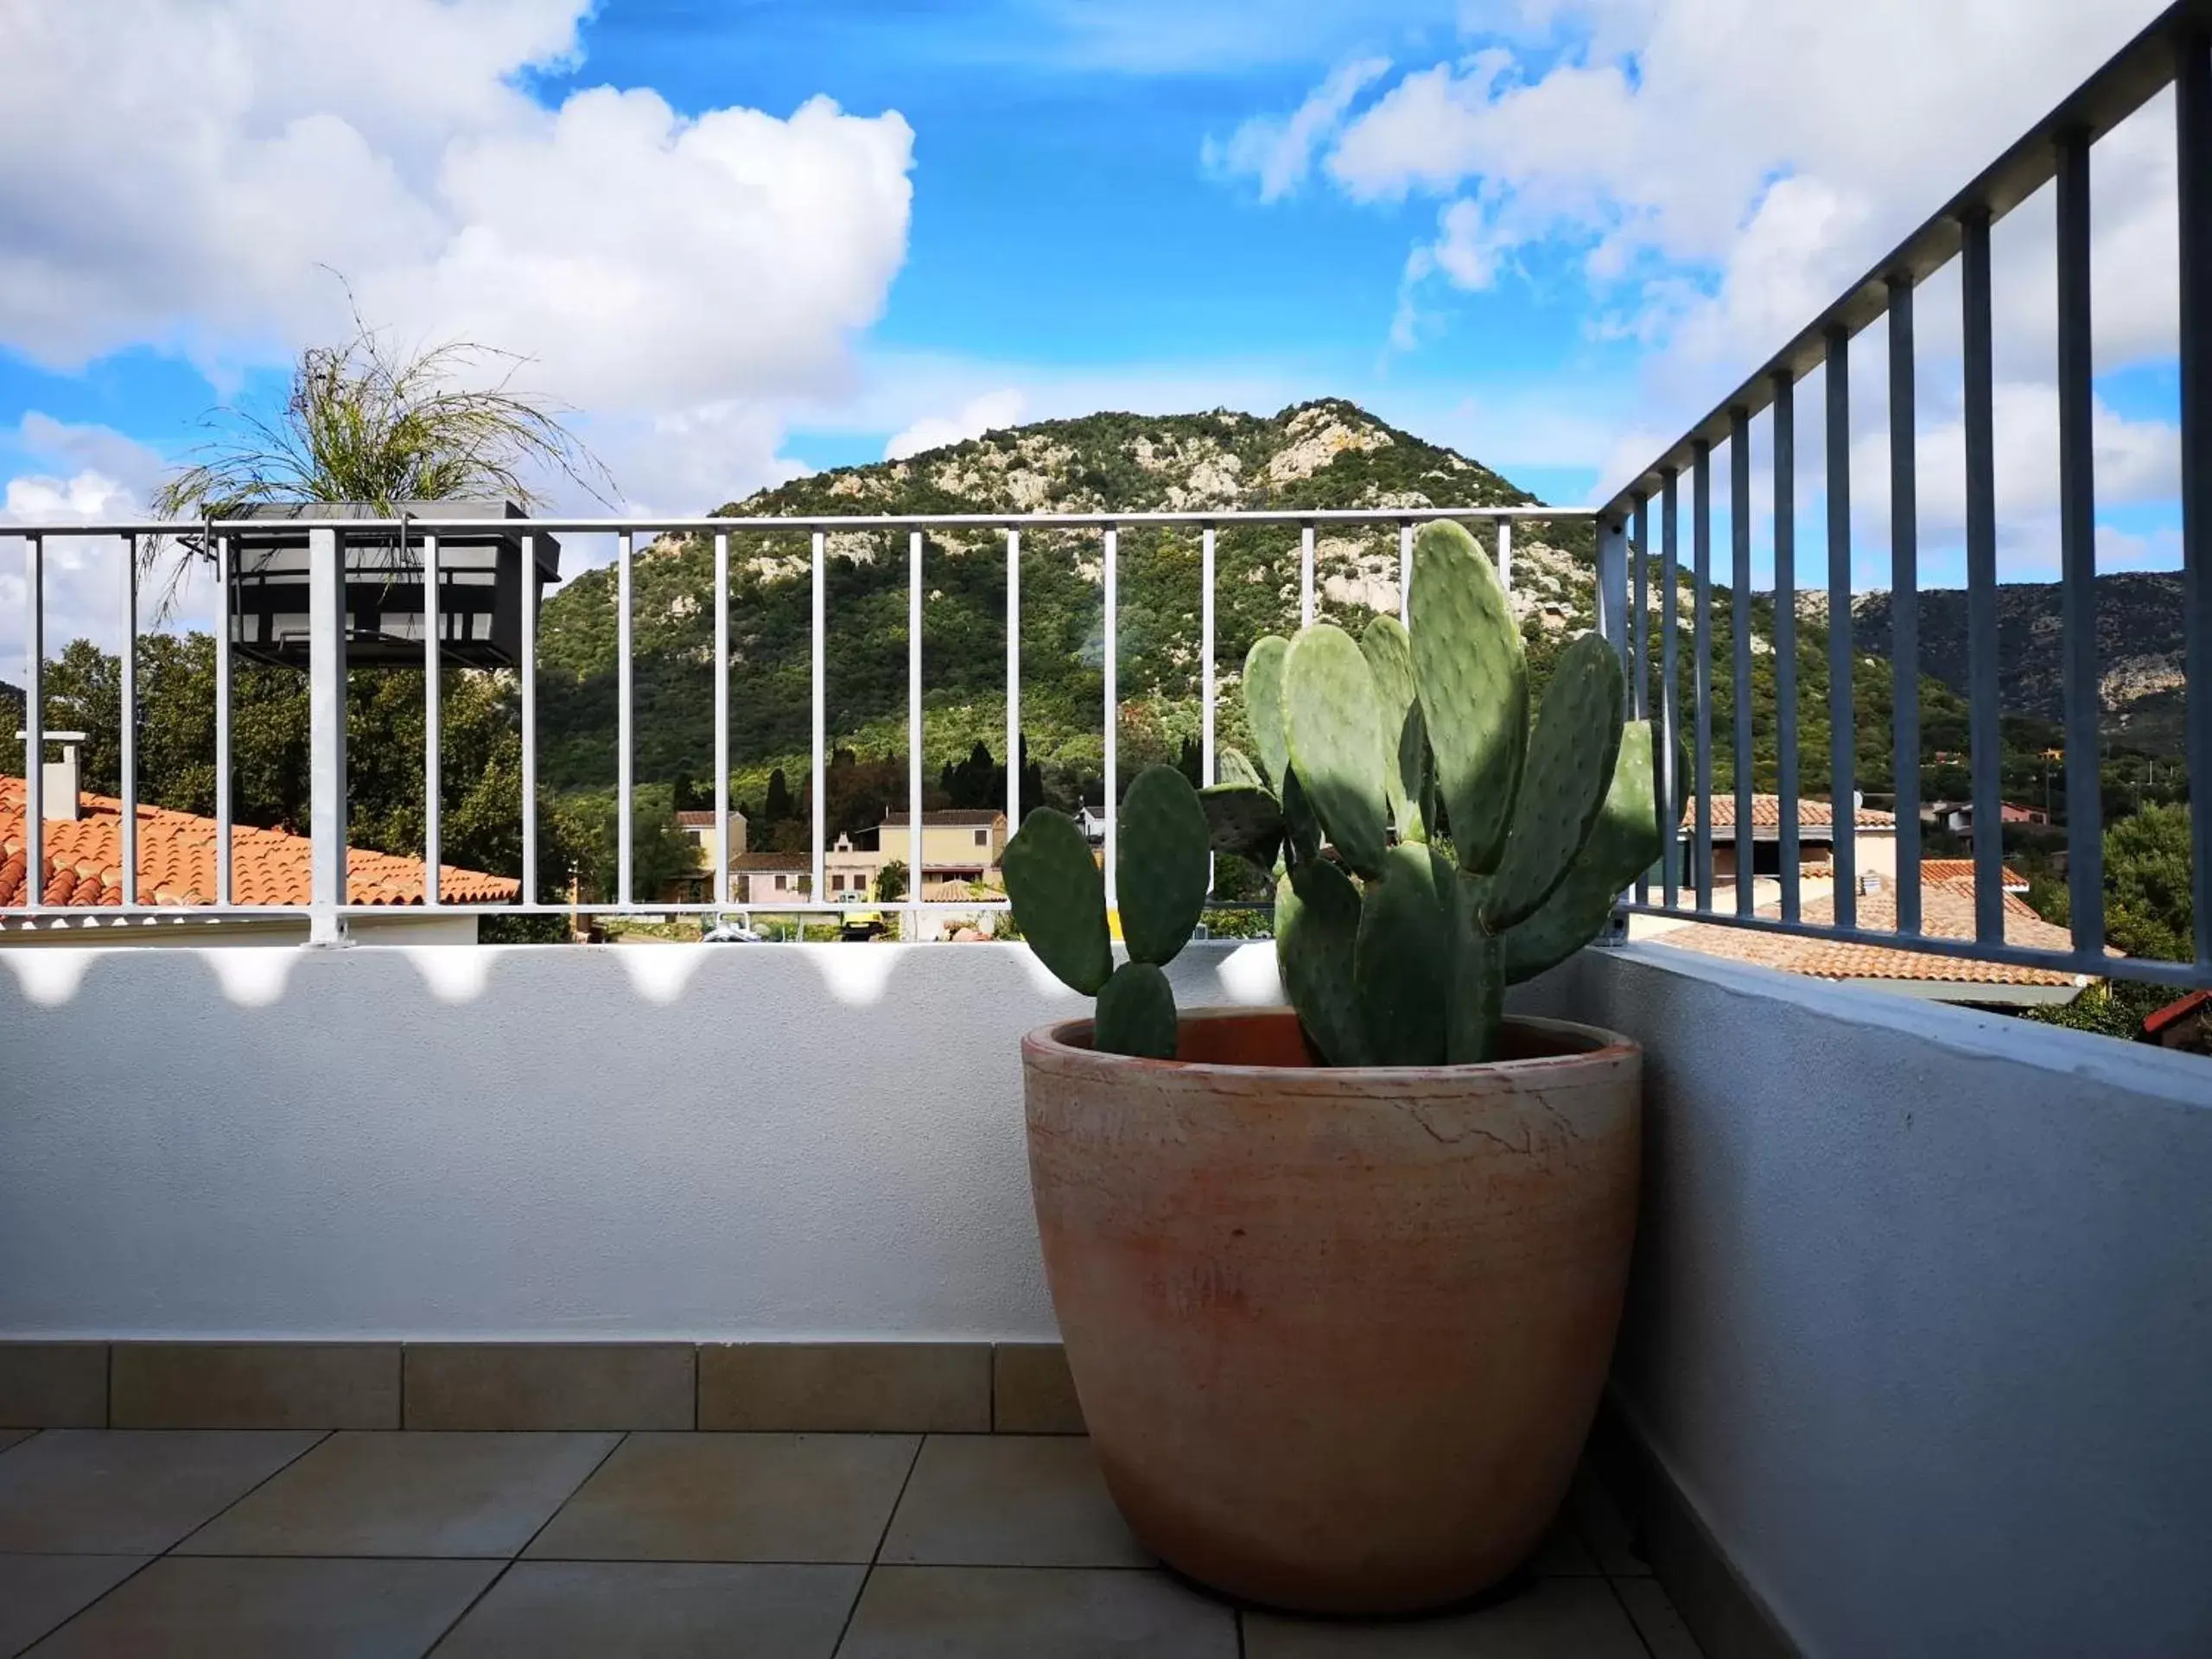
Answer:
[0, 941, 1283, 1343]
[1517, 945, 2212, 1659]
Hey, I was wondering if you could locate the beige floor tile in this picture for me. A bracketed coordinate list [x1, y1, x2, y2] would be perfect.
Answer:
[24, 1555, 497, 1658]
[0, 1428, 34, 1456]
[699, 1343, 989, 1433]
[991, 1344, 1085, 1433]
[404, 1344, 695, 1431]
[1568, 1471, 1650, 1577]
[524, 1432, 918, 1564]
[111, 1343, 400, 1430]
[0, 1344, 106, 1430]
[178, 1431, 620, 1559]
[0, 1430, 322, 1554]
[879, 1435, 1147, 1567]
[433, 1560, 863, 1657]
[1243, 1576, 1650, 1658]
[1615, 1577, 1707, 1659]
[0, 1555, 149, 1656]
[838, 1565, 1238, 1659]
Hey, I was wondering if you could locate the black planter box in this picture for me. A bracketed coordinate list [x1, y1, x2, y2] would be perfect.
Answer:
[225, 499, 561, 670]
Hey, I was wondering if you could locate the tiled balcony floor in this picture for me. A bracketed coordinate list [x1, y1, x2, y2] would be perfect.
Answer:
[0, 1427, 1703, 1656]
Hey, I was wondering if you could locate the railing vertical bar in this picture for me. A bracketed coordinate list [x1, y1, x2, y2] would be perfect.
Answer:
[811, 528, 826, 916]
[2056, 128, 2105, 957]
[2177, 29, 2212, 969]
[909, 528, 924, 929]
[1731, 408, 1755, 918]
[519, 534, 537, 909]
[1631, 495, 1649, 721]
[422, 526, 441, 906]
[1961, 209, 2005, 945]
[1694, 441, 1714, 911]
[1007, 527, 1022, 833]
[1497, 519, 1512, 592]
[1200, 525, 1216, 785]
[119, 535, 137, 907]
[22, 533, 41, 912]
[1599, 518, 1629, 671]
[1103, 524, 1120, 912]
[308, 526, 347, 943]
[1660, 471, 1681, 909]
[1399, 521, 1414, 623]
[214, 529, 232, 908]
[617, 528, 633, 910]
[1773, 371, 1801, 924]
[1300, 521, 1315, 627]
[1889, 274, 1924, 935]
[714, 530, 730, 912]
[1826, 327, 1858, 929]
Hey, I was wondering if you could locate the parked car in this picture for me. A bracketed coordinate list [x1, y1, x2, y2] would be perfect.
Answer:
[702, 919, 765, 944]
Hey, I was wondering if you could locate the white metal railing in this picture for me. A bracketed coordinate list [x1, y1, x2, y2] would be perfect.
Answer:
[6, 506, 1561, 941]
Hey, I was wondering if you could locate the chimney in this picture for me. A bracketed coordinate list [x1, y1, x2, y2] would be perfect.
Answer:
[1860, 871, 1882, 896]
[15, 730, 85, 822]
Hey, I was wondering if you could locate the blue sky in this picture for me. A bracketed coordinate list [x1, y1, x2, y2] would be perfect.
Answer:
[0, 0, 2185, 646]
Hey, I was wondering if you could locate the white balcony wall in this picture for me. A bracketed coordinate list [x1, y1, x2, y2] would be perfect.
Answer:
[1517, 946, 2212, 1659]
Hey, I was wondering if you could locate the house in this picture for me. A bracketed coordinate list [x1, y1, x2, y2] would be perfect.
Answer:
[2141, 990, 2212, 1055]
[1683, 793, 1898, 886]
[1928, 799, 2052, 833]
[1, 774, 516, 944]
[823, 834, 880, 903]
[673, 807, 747, 872]
[1649, 863, 2098, 1009]
[880, 809, 1008, 883]
[729, 851, 810, 906]
[1919, 857, 2031, 895]
[1077, 804, 1109, 845]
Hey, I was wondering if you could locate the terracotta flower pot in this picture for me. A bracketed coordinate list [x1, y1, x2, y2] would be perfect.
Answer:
[1020, 1005, 1641, 1616]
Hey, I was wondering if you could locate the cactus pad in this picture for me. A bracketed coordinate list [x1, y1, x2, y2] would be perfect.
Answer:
[1094, 960, 1179, 1059]
[1117, 764, 1211, 966]
[1354, 844, 1454, 1066]
[1410, 521, 1526, 875]
[1216, 746, 1263, 789]
[1281, 767, 1323, 868]
[1283, 624, 1389, 879]
[1501, 720, 1661, 984]
[1446, 889, 1505, 1065]
[1198, 783, 1284, 870]
[1243, 636, 1293, 793]
[1001, 807, 1112, 995]
[1360, 614, 1427, 843]
[1484, 632, 1626, 931]
[1274, 860, 1369, 1065]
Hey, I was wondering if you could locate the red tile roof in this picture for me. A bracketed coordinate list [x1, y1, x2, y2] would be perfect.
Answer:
[1688, 794, 1896, 833]
[1918, 858, 2031, 892]
[0, 779, 519, 909]
[731, 851, 810, 871]
[675, 810, 744, 827]
[2143, 989, 2211, 1039]
[1650, 873, 2091, 988]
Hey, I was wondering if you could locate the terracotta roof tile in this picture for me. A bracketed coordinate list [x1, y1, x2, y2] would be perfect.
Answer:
[1650, 871, 2090, 987]
[0, 778, 518, 910]
[731, 850, 810, 871]
[1689, 794, 1896, 833]
[1918, 857, 2031, 891]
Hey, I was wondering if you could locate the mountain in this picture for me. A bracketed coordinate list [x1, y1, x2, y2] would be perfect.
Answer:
[1845, 574, 2188, 758]
[531, 400, 1601, 826]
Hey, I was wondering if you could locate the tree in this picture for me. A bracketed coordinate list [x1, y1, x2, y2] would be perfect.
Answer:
[2104, 802, 2195, 963]
[764, 766, 796, 823]
[874, 860, 908, 904]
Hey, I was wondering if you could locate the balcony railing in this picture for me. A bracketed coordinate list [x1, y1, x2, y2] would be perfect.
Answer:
[6, 506, 1579, 943]
[1592, 0, 2212, 994]
[4, 4, 2209, 994]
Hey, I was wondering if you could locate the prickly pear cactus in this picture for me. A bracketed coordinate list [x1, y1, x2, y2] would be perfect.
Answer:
[1001, 763, 1211, 1058]
[1005, 518, 1645, 1070]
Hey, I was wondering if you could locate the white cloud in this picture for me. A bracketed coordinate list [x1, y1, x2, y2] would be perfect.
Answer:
[1204, 57, 1391, 202]
[883, 390, 1030, 461]
[0, 0, 916, 514]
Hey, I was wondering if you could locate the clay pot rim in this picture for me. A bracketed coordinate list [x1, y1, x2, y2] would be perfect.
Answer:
[1024, 1005, 1637, 1086]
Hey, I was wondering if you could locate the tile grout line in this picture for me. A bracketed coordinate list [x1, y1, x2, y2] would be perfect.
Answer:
[829, 1430, 928, 1657]
[420, 1427, 633, 1657]
[1603, 1569, 1666, 1659]
[163, 1428, 334, 1556]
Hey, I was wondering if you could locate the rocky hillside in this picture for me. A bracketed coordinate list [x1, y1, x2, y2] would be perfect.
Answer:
[532, 401, 1600, 810]
[1846, 574, 2188, 757]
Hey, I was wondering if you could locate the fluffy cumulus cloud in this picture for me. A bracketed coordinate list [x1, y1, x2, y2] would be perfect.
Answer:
[883, 390, 1030, 462]
[0, 0, 916, 515]
[1227, 0, 2182, 513]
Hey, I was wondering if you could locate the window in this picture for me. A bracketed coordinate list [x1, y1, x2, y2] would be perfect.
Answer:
[974, 829, 989, 847]
[773, 874, 789, 892]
